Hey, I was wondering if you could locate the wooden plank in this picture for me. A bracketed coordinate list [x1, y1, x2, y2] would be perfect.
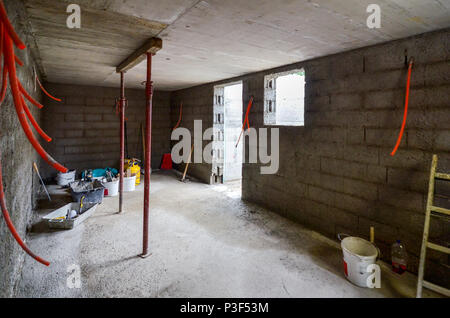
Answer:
[423, 280, 450, 297]
[431, 205, 450, 216]
[435, 172, 450, 181]
[116, 37, 162, 73]
[427, 242, 450, 254]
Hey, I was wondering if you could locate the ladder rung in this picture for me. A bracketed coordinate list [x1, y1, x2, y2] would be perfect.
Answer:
[431, 206, 450, 216]
[435, 172, 450, 181]
[427, 242, 450, 254]
[422, 280, 450, 297]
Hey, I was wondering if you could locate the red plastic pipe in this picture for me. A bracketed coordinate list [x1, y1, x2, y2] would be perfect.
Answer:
[172, 102, 182, 130]
[14, 54, 23, 66]
[19, 81, 43, 109]
[119, 72, 125, 213]
[391, 59, 413, 156]
[4, 33, 67, 172]
[0, 1, 25, 50]
[235, 96, 254, 148]
[0, 153, 50, 266]
[35, 75, 62, 102]
[142, 52, 153, 257]
[0, 64, 7, 104]
[20, 95, 51, 142]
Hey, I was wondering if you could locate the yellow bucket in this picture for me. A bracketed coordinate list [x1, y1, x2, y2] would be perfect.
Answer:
[124, 159, 141, 185]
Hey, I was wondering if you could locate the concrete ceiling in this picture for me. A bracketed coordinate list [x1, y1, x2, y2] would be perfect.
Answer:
[23, 0, 450, 90]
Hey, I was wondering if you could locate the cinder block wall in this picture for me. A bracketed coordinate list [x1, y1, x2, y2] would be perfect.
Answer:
[40, 83, 171, 179]
[170, 86, 214, 183]
[0, 1, 43, 297]
[171, 29, 450, 286]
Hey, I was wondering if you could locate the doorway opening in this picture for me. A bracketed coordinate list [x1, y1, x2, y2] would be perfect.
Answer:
[212, 82, 243, 194]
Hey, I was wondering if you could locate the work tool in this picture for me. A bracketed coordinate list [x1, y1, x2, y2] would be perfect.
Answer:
[181, 144, 194, 182]
[33, 162, 51, 201]
[79, 195, 85, 214]
[416, 154, 450, 298]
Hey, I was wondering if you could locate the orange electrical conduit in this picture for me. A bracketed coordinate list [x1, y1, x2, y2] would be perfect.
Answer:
[35, 75, 61, 102]
[391, 58, 413, 156]
[173, 102, 182, 130]
[4, 32, 66, 172]
[0, 156, 50, 266]
[0, 0, 71, 265]
[20, 95, 52, 142]
[235, 96, 254, 148]
[19, 80, 44, 109]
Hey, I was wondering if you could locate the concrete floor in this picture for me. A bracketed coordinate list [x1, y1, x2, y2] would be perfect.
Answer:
[16, 171, 437, 298]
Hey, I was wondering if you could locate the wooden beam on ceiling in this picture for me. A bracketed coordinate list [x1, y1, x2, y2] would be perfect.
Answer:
[116, 37, 162, 73]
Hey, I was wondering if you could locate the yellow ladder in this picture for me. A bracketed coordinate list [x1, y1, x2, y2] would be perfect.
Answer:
[416, 154, 450, 298]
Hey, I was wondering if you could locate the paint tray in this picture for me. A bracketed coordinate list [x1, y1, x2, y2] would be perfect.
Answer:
[43, 202, 98, 230]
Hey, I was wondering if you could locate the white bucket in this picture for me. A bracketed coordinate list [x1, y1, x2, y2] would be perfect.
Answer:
[122, 176, 136, 192]
[339, 235, 379, 288]
[102, 179, 119, 197]
[56, 170, 76, 186]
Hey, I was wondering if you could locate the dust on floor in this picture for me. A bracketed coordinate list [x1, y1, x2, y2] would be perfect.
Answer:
[16, 171, 436, 297]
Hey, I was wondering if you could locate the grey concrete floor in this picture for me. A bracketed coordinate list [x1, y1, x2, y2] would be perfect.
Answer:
[16, 171, 437, 298]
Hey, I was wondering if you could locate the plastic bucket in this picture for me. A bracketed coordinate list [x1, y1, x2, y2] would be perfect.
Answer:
[56, 170, 76, 186]
[338, 234, 379, 288]
[122, 176, 136, 192]
[102, 179, 119, 197]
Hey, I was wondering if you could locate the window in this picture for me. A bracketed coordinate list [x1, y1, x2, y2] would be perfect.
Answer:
[264, 69, 305, 126]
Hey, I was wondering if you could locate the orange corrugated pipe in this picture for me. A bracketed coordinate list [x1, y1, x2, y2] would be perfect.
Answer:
[391, 58, 413, 156]
[173, 102, 182, 130]
[0, 0, 51, 266]
[235, 96, 254, 148]
[5, 32, 66, 172]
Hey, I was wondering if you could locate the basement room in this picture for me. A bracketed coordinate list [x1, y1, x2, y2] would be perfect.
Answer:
[0, 0, 449, 304]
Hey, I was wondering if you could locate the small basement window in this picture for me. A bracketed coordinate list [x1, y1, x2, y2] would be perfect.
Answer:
[264, 69, 305, 126]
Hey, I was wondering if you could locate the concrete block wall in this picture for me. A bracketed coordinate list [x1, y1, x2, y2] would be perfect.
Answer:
[171, 29, 450, 286]
[170, 85, 214, 184]
[40, 83, 171, 179]
[0, 1, 43, 297]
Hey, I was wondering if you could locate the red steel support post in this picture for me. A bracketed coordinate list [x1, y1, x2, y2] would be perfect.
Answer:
[141, 53, 153, 257]
[119, 72, 125, 213]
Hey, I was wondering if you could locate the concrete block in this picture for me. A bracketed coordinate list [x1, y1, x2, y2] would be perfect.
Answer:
[366, 165, 387, 183]
[379, 149, 428, 171]
[308, 185, 335, 206]
[387, 167, 428, 193]
[365, 128, 406, 147]
[364, 89, 403, 110]
[343, 145, 379, 165]
[407, 129, 435, 151]
[330, 93, 363, 111]
[65, 114, 83, 122]
[320, 157, 366, 181]
[343, 178, 378, 201]
[64, 130, 83, 138]
[378, 185, 424, 213]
